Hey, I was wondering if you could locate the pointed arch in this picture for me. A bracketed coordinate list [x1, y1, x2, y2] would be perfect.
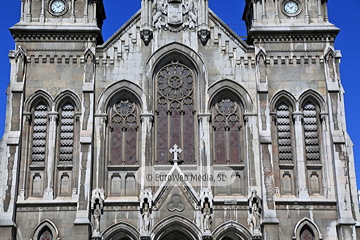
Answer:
[143, 42, 208, 112]
[54, 90, 81, 112]
[151, 215, 202, 240]
[298, 90, 325, 112]
[270, 90, 296, 112]
[212, 221, 252, 240]
[101, 221, 139, 240]
[208, 79, 253, 112]
[255, 47, 267, 63]
[32, 219, 59, 240]
[293, 218, 322, 240]
[97, 80, 143, 114]
[324, 45, 336, 59]
[24, 89, 53, 112]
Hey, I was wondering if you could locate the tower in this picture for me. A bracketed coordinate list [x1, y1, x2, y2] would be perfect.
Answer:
[0, 1, 359, 239]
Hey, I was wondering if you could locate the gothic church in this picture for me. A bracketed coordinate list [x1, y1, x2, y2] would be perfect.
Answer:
[0, 0, 359, 239]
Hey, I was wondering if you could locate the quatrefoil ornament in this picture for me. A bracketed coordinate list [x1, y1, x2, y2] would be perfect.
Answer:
[167, 195, 185, 212]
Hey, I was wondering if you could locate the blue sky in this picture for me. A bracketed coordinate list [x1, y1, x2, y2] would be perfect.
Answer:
[0, 1, 359, 186]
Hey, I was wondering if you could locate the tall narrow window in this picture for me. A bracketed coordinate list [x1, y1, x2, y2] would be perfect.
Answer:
[276, 103, 292, 161]
[59, 103, 75, 162]
[303, 103, 320, 162]
[156, 60, 195, 164]
[39, 227, 53, 240]
[110, 99, 139, 165]
[212, 98, 242, 164]
[32, 103, 48, 162]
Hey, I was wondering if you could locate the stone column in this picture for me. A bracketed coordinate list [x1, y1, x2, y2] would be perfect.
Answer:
[320, 114, 335, 199]
[40, 0, 45, 22]
[70, 0, 76, 23]
[304, 0, 310, 24]
[274, 0, 280, 24]
[140, 113, 153, 190]
[317, 0, 324, 23]
[293, 112, 309, 198]
[43, 112, 58, 200]
[20, 0, 25, 22]
[198, 114, 211, 189]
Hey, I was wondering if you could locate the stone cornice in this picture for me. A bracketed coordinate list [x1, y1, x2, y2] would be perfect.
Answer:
[10, 25, 101, 43]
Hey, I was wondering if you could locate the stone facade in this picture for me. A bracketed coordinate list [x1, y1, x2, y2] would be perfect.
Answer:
[0, 0, 359, 239]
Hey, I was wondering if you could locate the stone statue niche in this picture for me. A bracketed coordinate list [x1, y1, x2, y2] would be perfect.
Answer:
[202, 198, 213, 233]
[247, 190, 262, 236]
[91, 189, 105, 239]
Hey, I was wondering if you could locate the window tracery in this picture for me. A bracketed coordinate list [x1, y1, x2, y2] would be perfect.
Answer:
[39, 228, 53, 240]
[31, 103, 48, 163]
[156, 60, 195, 164]
[212, 98, 242, 164]
[109, 99, 139, 165]
[300, 227, 315, 240]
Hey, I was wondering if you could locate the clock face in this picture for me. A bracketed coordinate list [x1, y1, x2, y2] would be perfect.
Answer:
[284, 1, 299, 14]
[51, 0, 66, 14]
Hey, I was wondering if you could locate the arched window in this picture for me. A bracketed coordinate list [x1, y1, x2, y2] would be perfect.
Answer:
[275, 101, 295, 196]
[109, 98, 139, 165]
[302, 101, 322, 196]
[58, 102, 75, 162]
[211, 97, 243, 165]
[38, 227, 53, 240]
[155, 59, 195, 164]
[300, 226, 315, 240]
[31, 103, 48, 163]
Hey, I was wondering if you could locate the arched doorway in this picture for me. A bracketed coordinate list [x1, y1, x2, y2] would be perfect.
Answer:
[152, 216, 202, 240]
[160, 230, 194, 240]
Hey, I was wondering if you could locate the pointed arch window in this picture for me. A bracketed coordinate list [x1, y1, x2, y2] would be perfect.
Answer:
[109, 99, 139, 165]
[58, 103, 75, 162]
[38, 227, 53, 240]
[31, 103, 48, 163]
[211, 98, 243, 164]
[155, 59, 195, 164]
[302, 101, 322, 195]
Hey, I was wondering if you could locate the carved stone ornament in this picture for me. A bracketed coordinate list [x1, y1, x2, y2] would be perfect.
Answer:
[140, 27, 153, 46]
[247, 190, 262, 237]
[200, 188, 213, 233]
[140, 189, 153, 234]
[153, 0, 197, 32]
[198, 28, 210, 46]
[167, 195, 185, 212]
[91, 189, 105, 239]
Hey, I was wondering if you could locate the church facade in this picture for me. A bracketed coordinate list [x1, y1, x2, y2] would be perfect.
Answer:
[0, 0, 359, 239]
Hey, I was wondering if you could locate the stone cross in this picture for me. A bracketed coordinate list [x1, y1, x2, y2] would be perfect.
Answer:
[169, 144, 182, 164]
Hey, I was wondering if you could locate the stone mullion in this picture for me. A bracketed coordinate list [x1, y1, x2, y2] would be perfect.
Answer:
[167, 106, 171, 161]
[225, 124, 230, 164]
[44, 112, 58, 200]
[121, 125, 126, 165]
[180, 109, 184, 161]
[293, 112, 309, 198]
